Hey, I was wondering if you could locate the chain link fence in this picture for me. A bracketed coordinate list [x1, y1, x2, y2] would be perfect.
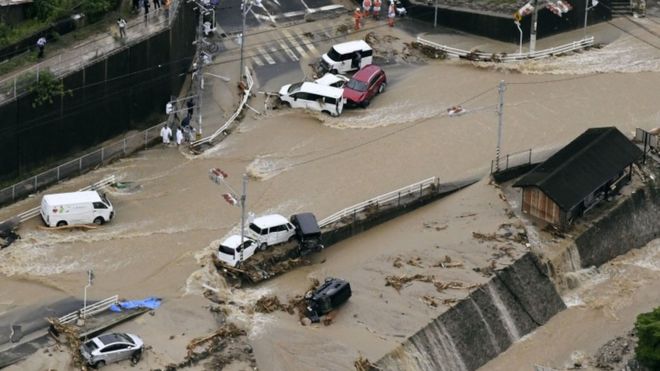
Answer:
[0, 123, 164, 207]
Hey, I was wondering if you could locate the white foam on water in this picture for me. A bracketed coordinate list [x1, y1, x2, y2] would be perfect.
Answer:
[469, 298, 501, 353]
[246, 155, 290, 181]
[322, 101, 449, 130]
[486, 281, 521, 341]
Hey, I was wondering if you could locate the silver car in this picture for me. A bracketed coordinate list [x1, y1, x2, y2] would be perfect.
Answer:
[80, 332, 144, 368]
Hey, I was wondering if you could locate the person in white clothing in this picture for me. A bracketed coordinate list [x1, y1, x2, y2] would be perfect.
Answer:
[176, 127, 184, 145]
[160, 125, 172, 144]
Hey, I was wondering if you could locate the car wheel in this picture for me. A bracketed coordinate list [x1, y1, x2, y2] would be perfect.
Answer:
[330, 69, 338, 75]
[259, 243, 267, 251]
[94, 360, 105, 369]
[280, 100, 291, 108]
[56, 221, 67, 227]
[362, 99, 370, 108]
[93, 217, 105, 225]
[288, 235, 295, 243]
[378, 82, 386, 94]
[131, 350, 142, 365]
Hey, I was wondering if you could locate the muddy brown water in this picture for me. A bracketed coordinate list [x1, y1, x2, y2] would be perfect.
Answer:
[2, 20, 660, 369]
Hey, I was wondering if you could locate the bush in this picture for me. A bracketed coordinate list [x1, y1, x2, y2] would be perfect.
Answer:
[28, 70, 72, 107]
[635, 307, 660, 369]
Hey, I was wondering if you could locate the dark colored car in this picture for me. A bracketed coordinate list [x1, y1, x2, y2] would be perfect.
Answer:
[290, 212, 323, 253]
[342, 65, 387, 108]
[305, 277, 352, 322]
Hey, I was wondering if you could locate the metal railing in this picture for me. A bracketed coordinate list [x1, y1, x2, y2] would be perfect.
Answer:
[635, 127, 659, 150]
[416, 36, 595, 62]
[490, 147, 559, 174]
[58, 295, 119, 324]
[0, 121, 165, 207]
[318, 177, 439, 228]
[0, 0, 181, 104]
[191, 66, 255, 148]
[4, 175, 116, 226]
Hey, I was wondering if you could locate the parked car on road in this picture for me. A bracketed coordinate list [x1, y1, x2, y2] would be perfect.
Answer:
[343, 64, 387, 108]
[217, 235, 258, 267]
[247, 214, 296, 250]
[278, 82, 344, 117]
[80, 332, 143, 368]
[305, 277, 352, 322]
[314, 73, 349, 88]
[41, 191, 114, 228]
[320, 40, 373, 75]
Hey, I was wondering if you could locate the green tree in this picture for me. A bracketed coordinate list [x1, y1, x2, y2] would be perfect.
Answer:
[28, 71, 72, 108]
[635, 307, 660, 369]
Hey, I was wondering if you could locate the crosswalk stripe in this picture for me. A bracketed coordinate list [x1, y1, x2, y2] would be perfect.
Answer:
[295, 30, 319, 55]
[280, 29, 308, 59]
[277, 39, 299, 61]
[256, 46, 276, 64]
[269, 46, 288, 62]
[252, 55, 265, 66]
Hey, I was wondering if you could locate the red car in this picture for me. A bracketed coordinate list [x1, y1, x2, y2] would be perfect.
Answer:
[342, 65, 387, 108]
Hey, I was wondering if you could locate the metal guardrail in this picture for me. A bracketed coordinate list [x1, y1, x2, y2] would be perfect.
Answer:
[0, 0, 181, 104]
[416, 36, 595, 62]
[191, 67, 255, 148]
[490, 148, 559, 174]
[318, 177, 438, 228]
[636, 127, 659, 150]
[2, 175, 116, 225]
[58, 295, 119, 324]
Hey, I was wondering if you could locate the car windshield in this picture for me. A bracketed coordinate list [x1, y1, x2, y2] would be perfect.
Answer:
[249, 224, 262, 235]
[287, 82, 302, 94]
[326, 47, 341, 61]
[83, 340, 98, 352]
[119, 333, 134, 344]
[346, 79, 368, 92]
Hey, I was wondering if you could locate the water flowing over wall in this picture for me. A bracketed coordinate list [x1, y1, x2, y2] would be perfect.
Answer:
[377, 253, 566, 371]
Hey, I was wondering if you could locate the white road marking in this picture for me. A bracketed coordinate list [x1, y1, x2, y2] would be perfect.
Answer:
[277, 38, 299, 61]
[280, 29, 308, 58]
[296, 29, 319, 54]
[252, 55, 265, 66]
[256, 46, 276, 64]
[269, 46, 288, 62]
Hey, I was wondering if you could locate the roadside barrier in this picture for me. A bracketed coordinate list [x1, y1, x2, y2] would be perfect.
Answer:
[416, 36, 595, 62]
[58, 295, 119, 324]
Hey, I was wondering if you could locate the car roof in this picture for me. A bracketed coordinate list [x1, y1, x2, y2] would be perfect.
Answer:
[314, 73, 347, 86]
[221, 235, 254, 248]
[291, 213, 320, 235]
[97, 333, 132, 346]
[251, 214, 289, 228]
[332, 40, 372, 54]
[351, 65, 383, 82]
[43, 191, 102, 205]
[298, 82, 344, 99]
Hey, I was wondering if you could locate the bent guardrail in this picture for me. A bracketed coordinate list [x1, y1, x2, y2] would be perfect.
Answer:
[416, 36, 595, 62]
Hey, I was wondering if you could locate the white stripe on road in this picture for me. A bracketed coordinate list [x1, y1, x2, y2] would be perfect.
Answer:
[277, 38, 299, 61]
[296, 29, 319, 54]
[256, 46, 276, 64]
[252, 55, 265, 66]
[269, 46, 288, 62]
[280, 29, 308, 59]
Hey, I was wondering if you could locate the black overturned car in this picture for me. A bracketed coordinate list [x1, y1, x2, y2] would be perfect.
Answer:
[290, 213, 323, 253]
[305, 277, 352, 323]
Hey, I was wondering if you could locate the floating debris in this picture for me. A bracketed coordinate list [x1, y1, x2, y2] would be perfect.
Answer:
[432, 255, 464, 269]
[354, 354, 380, 371]
[421, 295, 438, 307]
[385, 274, 434, 292]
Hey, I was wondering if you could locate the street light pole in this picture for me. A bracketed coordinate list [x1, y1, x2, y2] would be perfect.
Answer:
[529, 0, 539, 53]
[515, 21, 523, 54]
[239, 174, 247, 262]
[583, 0, 598, 38]
[239, 0, 246, 83]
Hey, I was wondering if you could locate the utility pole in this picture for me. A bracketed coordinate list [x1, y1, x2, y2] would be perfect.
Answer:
[496, 80, 506, 172]
[209, 169, 249, 262]
[434, 0, 438, 28]
[240, 0, 246, 83]
[529, 0, 539, 53]
[81, 269, 94, 325]
[239, 174, 247, 261]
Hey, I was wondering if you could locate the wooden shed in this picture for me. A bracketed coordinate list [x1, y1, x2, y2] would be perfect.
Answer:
[513, 127, 642, 229]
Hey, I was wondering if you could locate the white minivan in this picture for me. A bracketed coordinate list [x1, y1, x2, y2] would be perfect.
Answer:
[217, 235, 258, 267]
[41, 191, 114, 227]
[278, 82, 344, 117]
[247, 214, 296, 250]
[320, 40, 373, 75]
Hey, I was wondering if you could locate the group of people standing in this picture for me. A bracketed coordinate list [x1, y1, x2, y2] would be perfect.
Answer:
[354, 0, 398, 30]
[161, 99, 197, 146]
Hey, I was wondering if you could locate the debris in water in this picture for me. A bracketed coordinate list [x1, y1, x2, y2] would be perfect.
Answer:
[421, 295, 438, 307]
[392, 257, 403, 268]
[406, 257, 424, 268]
[46, 318, 87, 370]
[385, 274, 434, 292]
[432, 255, 464, 269]
[354, 354, 380, 371]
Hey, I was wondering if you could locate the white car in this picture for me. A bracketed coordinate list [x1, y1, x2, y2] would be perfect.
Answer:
[217, 235, 258, 267]
[80, 332, 143, 368]
[320, 40, 373, 74]
[278, 82, 344, 117]
[314, 73, 349, 88]
[247, 214, 296, 250]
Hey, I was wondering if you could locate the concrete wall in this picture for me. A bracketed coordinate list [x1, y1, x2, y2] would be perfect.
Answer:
[377, 253, 566, 371]
[575, 179, 660, 268]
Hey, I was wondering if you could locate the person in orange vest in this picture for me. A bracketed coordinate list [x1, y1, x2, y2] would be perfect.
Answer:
[362, 0, 372, 17]
[387, 3, 395, 27]
[354, 8, 363, 31]
[373, 0, 382, 19]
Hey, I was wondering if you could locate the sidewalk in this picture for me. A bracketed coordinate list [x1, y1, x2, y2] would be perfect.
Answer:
[0, 4, 178, 104]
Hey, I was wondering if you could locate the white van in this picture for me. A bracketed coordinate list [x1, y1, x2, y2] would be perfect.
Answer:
[217, 235, 258, 267]
[247, 214, 296, 250]
[40, 191, 114, 227]
[320, 40, 373, 75]
[278, 82, 344, 117]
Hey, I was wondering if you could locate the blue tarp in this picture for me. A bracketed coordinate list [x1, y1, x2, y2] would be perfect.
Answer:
[109, 297, 161, 312]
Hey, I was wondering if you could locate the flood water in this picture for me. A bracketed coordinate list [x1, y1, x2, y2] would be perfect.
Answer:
[1, 17, 660, 370]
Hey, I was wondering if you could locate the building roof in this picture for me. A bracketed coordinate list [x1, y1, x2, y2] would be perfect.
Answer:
[513, 127, 642, 211]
